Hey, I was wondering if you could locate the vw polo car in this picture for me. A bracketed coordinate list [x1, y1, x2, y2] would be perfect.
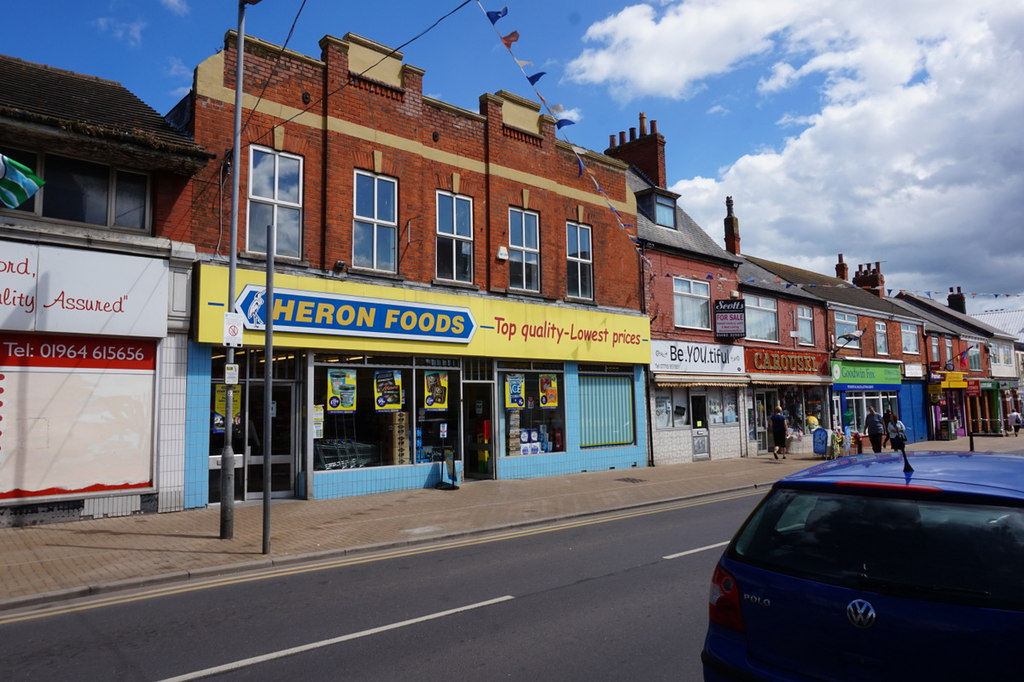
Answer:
[702, 452, 1024, 681]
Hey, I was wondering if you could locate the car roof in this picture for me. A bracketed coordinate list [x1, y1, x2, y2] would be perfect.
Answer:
[779, 452, 1024, 501]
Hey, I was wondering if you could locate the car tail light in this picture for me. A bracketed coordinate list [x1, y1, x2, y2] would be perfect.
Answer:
[708, 562, 744, 632]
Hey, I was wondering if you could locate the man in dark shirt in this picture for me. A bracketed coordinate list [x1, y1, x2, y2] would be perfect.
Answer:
[863, 405, 885, 453]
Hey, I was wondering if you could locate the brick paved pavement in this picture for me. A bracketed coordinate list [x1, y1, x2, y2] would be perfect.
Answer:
[1, 435, 1020, 611]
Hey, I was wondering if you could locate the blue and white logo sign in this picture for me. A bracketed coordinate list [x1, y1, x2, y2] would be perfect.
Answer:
[234, 285, 476, 343]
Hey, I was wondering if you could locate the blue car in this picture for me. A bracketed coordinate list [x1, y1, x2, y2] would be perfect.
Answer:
[702, 452, 1024, 681]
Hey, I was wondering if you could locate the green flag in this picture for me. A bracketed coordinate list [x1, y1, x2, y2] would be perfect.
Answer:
[0, 154, 45, 209]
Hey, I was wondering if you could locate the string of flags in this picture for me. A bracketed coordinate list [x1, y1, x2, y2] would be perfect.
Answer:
[660, 270, 1024, 303]
[476, 2, 648, 260]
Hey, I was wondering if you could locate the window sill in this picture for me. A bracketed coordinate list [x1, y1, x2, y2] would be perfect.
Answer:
[431, 278, 479, 291]
[564, 296, 596, 306]
[239, 251, 310, 268]
[346, 266, 404, 281]
[504, 288, 554, 301]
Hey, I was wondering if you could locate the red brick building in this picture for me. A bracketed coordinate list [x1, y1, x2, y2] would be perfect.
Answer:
[175, 32, 651, 503]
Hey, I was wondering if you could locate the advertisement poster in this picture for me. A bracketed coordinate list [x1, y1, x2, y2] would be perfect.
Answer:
[505, 373, 525, 409]
[539, 374, 558, 409]
[424, 371, 449, 411]
[327, 368, 357, 413]
[212, 384, 242, 434]
[374, 370, 403, 412]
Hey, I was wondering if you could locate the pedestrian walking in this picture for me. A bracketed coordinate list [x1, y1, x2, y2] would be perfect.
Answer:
[864, 406, 886, 453]
[1010, 408, 1022, 437]
[771, 406, 788, 459]
[887, 412, 907, 454]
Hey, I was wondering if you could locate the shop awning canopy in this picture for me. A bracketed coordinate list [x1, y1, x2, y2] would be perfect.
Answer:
[749, 373, 831, 385]
[655, 373, 749, 387]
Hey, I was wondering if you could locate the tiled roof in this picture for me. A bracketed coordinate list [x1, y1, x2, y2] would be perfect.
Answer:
[0, 53, 207, 166]
[897, 293, 1016, 340]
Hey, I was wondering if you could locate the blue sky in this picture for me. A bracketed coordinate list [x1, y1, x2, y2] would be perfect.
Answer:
[7, 1, 1024, 314]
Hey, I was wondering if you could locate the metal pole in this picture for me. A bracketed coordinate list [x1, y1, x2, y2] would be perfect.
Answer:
[263, 222, 275, 555]
[219, 0, 252, 540]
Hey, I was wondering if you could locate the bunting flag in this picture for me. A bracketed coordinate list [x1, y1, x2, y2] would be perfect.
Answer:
[515, 59, 533, 68]
[526, 71, 546, 85]
[486, 6, 508, 24]
[501, 30, 520, 49]
[0, 154, 44, 209]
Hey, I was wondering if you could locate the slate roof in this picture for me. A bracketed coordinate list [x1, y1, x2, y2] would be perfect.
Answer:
[629, 169, 742, 268]
[0, 53, 209, 173]
[897, 292, 1017, 341]
[743, 255, 911, 317]
[886, 297, 974, 337]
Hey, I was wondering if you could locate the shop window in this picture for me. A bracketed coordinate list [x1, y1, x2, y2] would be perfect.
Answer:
[835, 312, 860, 349]
[2, 147, 150, 231]
[673, 278, 710, 329]
[353, 170, 397, 272]
[746, 295, 778, 342]
[781, 385, 827, 434]
[579, 371, 635, 447]
[509, 208, 540, 291]
[655, 387, 690, 429]
[249, 146, 302, 258]
[501, 367, 565, 456]
[436, 191, 473, 283]
[706, 388, 739, 424]
[901, 323, 920, 354]
[876, 321, 889, 354]
[797, 306, 814, 345]
[566, 221, 593, 299]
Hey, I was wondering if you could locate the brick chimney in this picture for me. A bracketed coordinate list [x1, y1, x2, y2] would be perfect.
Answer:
[835, 254, 849, 281]
[724, 196, 740, 254]
[947, 286, 967, 313]
[605, 112, 667, 188]
[852, 262, 886, 297]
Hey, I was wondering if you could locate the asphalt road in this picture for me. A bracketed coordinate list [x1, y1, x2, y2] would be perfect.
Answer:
[0, 490, 765, 681]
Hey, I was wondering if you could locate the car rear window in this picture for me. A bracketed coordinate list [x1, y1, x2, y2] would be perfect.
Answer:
[731, 487, 1024, 609]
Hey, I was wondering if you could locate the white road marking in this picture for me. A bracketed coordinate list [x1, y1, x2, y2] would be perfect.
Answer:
[159, 595, 515, 681]
[663, 541, 729, 560]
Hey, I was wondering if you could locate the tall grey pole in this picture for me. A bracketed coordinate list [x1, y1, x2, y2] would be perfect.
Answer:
[220, 0, 252, 539]
[263, 221, 275, 555]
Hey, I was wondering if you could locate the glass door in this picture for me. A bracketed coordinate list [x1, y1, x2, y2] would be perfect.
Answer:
[691, 393, 710, 460]
[463, 382, 495, 480]
[245, 382, 296, 498]
[754, 391, 769, 453]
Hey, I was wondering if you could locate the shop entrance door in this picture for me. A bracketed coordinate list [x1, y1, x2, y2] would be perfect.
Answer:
[691, 393, 710, 460]
[463, 382, 495, 480]
[245, 382, 296, 498]
[754, 391, 773, 453]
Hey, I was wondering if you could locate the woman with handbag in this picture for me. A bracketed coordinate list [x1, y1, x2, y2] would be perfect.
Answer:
[887, 412, 907, 454]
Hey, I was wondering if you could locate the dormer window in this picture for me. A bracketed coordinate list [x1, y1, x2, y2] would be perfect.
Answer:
[655, 194, 676, 228]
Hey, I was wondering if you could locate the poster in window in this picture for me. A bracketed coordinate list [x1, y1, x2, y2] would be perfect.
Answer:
[505, 373, 525, 409]
[424, 371, 448, 411]
[374, 370, 402, 412]
[539, 374, 558, 409]
[327, 368, 357, 413]
[213, 384, 242, 434]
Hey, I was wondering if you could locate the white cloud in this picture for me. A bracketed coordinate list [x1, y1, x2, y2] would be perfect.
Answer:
[161, 0, 190, 17]
[93, 17, 147, 48]
[572, 0, 1024, 303]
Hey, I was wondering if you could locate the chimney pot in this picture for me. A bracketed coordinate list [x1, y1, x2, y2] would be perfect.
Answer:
[629, 127, 636, 141]
[651, 120, 658, 135]
[619, 131, 626, 145]
[639, 112, 647, 136]
[609, 134, 616, 148]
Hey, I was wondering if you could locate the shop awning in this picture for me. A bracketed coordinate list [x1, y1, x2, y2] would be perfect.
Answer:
[654, 373, 749, 387]
[749, 373, 831, 385]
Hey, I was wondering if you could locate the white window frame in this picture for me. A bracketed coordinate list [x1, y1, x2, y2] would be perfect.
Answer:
[876, 321, 889, 355]
[931, 336, 939, 363]
[655, 195, 676, 227]
[435, 190, 473, 283]
[566, 221, 593, 300]
[746, 295, 778, 342]
[353, 170, 398, 272]
[248, 146, 303, 258]
[509, 207, 540, 292]
[945, 338, 953, 364]
[835, 312, 860, 349]
[901, 323, 920, 354]
[797, 305, 814, 345]
[672, 278, 711, 330]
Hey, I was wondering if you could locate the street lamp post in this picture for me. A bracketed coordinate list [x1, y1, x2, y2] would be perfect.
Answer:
[221, 0, 263, 539]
